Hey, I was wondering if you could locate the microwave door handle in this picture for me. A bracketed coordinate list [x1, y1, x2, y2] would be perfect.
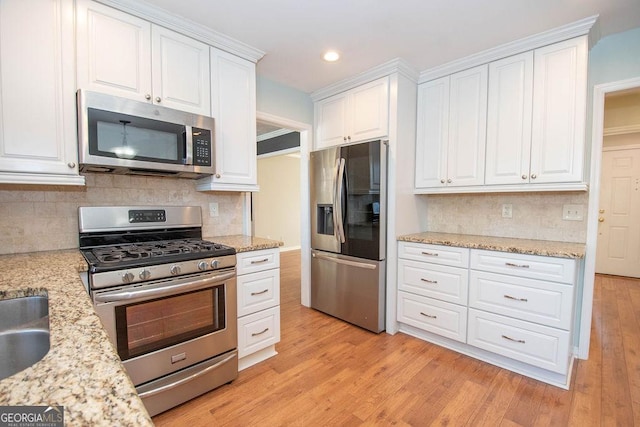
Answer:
[184, 126, 193, 165]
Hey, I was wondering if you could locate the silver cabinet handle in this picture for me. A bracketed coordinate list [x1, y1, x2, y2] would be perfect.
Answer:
[502, 335, 525, 344]
[252, 328, 269, 337]
[521, 174, 527, 180]
[421, 278, 438, 284]
[343, 137, 347, 141]
[420, 312, 437, 319]
[250, 258, 269, 264]
[215, 173, 221, 178]
[155, 96, 162, 103]
[67, 162, 76, 168]
[447, 178, 452, 183]
[505, 262, 529, 268]
[421, 251, 439, 257]
[251, 289, 269, 296]
[530, 174, 537, 179]
[504, 294, 528, 302]
[440, 179, 446, 184]
[145, 94, 151, 100]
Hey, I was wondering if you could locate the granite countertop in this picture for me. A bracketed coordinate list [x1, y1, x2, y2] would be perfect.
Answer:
[0, 250, 153, 426]
[210, 235, 284, 252]
[398, 231, 586, 259]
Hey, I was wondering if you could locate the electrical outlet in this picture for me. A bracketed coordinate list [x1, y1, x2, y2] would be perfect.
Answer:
[563, 204, 584, 221]
[209, 202, 219, 217]
[501, 204, 513, 219]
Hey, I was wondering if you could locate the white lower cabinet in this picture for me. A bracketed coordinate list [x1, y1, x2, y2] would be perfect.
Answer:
[397, 241, 578, 388]
[236, 248, 281, 370]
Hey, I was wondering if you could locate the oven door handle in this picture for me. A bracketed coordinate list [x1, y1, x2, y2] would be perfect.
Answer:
[93, 271, 236, 303]
[137, 352, 237, 399]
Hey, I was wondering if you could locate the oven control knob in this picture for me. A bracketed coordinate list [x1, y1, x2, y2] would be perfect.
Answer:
[170, 265, 182, 275]
[139, 269, 151, 280]
[210, 259, 220, 269]
[122, 272, 134, 284]
[197, 261, 208, 271]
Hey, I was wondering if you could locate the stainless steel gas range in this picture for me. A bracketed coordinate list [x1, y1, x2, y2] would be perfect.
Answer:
[78, 206, 238, 417]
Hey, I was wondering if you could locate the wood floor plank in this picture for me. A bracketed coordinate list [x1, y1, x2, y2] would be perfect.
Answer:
[153, 256, 640, 426]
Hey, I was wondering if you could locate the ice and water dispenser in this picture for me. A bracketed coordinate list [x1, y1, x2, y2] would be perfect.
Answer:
[317, 204, 334, 235]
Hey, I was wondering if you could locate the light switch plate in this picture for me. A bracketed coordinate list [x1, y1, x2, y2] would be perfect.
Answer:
[563, 204, 583, 221]
[501, 204, 513, 218]
[209, 202, 219, 217]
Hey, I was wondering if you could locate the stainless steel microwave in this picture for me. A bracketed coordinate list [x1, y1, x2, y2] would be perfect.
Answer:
[77, 90, 215, 178]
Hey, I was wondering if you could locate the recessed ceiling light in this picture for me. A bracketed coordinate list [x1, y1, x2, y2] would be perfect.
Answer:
[323, 50, 340, 62]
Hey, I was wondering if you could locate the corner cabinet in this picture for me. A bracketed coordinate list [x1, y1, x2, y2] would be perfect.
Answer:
[196, 49, 258, 192]
[76, 0, 211, 116]
[416, 36, 588, 194]
[0, 0, 84, 185]
[236, 248, 281, 370]
[314, 77, 389, 149]
[397, 241, 579, 388]
[415, 65, 488, 188]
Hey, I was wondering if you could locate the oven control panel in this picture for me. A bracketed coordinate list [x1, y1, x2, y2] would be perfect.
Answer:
[129, 209, 166, 223]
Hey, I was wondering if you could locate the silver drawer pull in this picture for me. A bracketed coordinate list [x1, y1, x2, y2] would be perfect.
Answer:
[501, 335, 525, 344]
[420, 312, 437, 319]
[505, 262, 530, 268]
[251, 258, 269, 264]
[503, 294, 528, 302]
[252, 328, 269, 337]
[421, 251, 439, 257]
[421, 278, 438, 284]
[251, 289, 269, 296]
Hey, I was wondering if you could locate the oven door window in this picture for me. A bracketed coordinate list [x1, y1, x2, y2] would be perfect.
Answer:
[88, 108, 185, 164]
[114, 285, 225, 360]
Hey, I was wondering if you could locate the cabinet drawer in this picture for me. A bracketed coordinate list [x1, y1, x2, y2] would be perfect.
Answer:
[237, 306, 281, 358]
[236, 248, 280, 275]
[397, 291, 467, 343]
[467, 309, 571, 374]
[469, 271, 573, 330]
[398, 259, 468, 305]
[237, 269, 280, 317]
[470, 249, 576, 283]
[398, 242, 469, 268]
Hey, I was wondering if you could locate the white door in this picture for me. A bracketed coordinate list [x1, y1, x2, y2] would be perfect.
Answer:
[349, 77, 389, 143]
[76, 0, 152, 101]
[151, 26, 211, 115]
[596, 147, 640, 278]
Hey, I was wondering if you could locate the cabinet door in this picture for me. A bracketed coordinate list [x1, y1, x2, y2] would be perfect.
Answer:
[530, 37, 587, 184]
[208, 48, 257, 187]
[315, 93, 349, 149]
[415, 76, 449, 188]
[485, 52, 534, 185]
[447, 65, 488, 187]
[151, 26, 211, 115]
[349, 77, 389, 142]
[0, 0, 83, 184]
[76, 0, 152, 102]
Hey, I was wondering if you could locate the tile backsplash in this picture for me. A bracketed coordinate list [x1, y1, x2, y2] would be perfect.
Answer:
[0, 173, 244, 255]
[424, 192, 589, 243]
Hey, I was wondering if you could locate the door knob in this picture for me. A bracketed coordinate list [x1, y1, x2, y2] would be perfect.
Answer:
[598, 217, 605, 222]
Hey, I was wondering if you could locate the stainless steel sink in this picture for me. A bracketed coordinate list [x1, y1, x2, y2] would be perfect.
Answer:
[0, 296, 50, 380]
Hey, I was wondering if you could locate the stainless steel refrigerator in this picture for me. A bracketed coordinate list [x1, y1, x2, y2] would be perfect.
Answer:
[310, 140, 386, 333]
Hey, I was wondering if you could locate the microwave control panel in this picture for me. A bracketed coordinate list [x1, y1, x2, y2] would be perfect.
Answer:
[192, 128, 212, 166]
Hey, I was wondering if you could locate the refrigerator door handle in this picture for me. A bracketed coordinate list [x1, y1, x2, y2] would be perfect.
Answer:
[312, 251, 376, 270]
[334, 158, 346, 244]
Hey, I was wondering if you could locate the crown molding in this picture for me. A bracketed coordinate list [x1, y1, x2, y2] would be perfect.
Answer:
[94, 0, 265, 62]
[311, 58, 419, 101]
[419, 15, 598, 83]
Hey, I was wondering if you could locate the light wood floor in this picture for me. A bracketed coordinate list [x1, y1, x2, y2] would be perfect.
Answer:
[153, 251, 640, 426]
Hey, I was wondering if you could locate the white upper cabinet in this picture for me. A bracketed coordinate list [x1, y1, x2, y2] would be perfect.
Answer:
[530, 37, 587, 184]
[415, 65, 488, 189]
[485, 51, 534, 185]
[315, 77, 389, 149]
[196, 48, 258, 191]
[0, 0, 84, 185]
[76, 0, 211, 116]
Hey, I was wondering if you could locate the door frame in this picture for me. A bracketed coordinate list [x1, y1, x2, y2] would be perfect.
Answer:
[581, 76, 640, 358]
[246, 111, 312, 306]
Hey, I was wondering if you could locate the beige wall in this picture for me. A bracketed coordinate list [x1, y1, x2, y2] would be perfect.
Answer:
[423, 192, 589, 243]
[604, 91, 640, 129]
[253, 154, 301, 249]
[0, 173, 243, 255]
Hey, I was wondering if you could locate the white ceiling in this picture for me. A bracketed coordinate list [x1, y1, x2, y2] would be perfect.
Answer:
[143, 0, 640, 93]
